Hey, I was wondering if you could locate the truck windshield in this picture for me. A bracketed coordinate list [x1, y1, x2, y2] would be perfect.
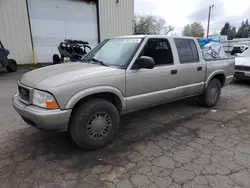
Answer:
[83, 38, 142, 68]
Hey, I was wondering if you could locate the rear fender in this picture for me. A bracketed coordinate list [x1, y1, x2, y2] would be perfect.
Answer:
[205, 70, 225, 89]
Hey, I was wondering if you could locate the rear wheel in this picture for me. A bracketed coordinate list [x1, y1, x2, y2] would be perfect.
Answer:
[53, 54, 60, 64]
[199, 79, 221, 108]
[69, 99, 120, 150]
[6, 59, 17, 72]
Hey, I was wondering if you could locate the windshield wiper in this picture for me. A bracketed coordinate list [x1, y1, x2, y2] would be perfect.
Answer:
[89, 58, 107, 66]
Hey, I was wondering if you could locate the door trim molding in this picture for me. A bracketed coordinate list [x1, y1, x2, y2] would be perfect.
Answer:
[126, 82, 204, 100]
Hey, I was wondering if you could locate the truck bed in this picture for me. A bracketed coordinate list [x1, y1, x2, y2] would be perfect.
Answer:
[205, 57, 235, 87]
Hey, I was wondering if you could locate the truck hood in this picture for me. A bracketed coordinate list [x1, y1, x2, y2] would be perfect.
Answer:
[235, 57, 250, 66]
[20, 62, 121, 90]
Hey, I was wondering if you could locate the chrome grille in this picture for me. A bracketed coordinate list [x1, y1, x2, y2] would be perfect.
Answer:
[18, 85, 30, 103]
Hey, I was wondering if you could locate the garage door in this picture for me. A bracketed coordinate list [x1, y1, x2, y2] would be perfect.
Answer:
[27, 0, 99, 63]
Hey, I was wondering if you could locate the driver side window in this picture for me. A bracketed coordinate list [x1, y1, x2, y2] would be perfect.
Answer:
[141, 38, 174, 66]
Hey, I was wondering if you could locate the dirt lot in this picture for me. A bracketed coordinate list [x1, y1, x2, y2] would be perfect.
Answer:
[0, 68, 250, 188]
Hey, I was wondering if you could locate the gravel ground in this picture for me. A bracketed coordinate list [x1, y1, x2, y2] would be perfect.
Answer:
[0, 68, 250, 188]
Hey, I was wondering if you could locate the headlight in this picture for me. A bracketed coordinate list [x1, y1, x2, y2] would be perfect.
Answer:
[32, 89, 59, 109]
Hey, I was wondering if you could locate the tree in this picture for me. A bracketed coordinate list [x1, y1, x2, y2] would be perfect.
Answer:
[228, 26, 236, 40]
[182, 22, 205, 37]
[220, 22, 231, 35]
[164, 25, 175, 35]
[245, 19, 250, 31]
[220, 22, 236, 40]
[236, 20, 250, 38]
[133, 14, 174, 35]
[183, 24, 191, 36]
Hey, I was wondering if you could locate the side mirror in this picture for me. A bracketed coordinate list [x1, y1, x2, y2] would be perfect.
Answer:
[133, 56, 155, 69]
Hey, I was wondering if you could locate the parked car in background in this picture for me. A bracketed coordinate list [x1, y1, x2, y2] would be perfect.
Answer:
[13, 35, 235, 150]
[0, 41, 17, 72]
[231, 41, 250, 55]
[235, 48, 250, 80]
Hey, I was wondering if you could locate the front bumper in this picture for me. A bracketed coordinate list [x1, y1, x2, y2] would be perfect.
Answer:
[234, 71, 250, 80]
[12, 94, 72, 131]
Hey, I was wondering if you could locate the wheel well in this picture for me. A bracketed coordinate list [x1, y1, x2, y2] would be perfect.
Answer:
[213, 74, 225, 86]
[72, 92, 123, 114]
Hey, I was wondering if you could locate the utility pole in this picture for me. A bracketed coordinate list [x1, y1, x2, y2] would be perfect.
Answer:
[206, 5, 214, 38]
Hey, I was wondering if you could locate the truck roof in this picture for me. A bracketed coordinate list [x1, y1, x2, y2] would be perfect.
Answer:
[113, 35, 196, 40]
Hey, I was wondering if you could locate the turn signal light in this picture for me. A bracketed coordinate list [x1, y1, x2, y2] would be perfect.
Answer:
[46, 101, 59, 109]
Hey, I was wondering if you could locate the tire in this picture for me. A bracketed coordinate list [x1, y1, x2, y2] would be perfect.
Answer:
[53, 54, 60, 64]
[6, 59, 17, 72]
[199, 79, 221, 108]
[231, 51, 234, 55]
[69, 99, 120, 150]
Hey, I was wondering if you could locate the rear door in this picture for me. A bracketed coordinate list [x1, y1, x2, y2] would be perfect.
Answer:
[174, 38, 206, 97]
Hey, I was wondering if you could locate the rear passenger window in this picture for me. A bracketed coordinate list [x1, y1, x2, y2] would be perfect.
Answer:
[174, 39, 199, 63]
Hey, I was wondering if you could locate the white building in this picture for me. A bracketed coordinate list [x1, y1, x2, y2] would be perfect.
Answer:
[208, 35, 228, 41]
[0, 0, 134, 64]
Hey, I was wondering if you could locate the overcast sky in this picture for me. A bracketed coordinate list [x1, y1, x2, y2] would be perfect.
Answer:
[135, 0, 250, 35]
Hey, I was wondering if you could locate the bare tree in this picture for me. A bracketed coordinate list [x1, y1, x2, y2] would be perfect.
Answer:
[134, 14, 174, 35]
[164, 25, 174, 35]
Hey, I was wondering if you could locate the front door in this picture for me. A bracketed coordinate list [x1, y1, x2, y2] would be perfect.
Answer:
[125, 38, 178, 111]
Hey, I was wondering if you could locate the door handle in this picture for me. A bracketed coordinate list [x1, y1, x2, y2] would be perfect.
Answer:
[171, 69, 177, 75]
[197, 66, 202, 71]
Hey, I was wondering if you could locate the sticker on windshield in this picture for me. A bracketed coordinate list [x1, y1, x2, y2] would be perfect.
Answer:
[123, 39, 141, 43]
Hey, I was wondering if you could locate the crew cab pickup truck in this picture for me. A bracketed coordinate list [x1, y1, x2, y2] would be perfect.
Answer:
[13, 35, 235, 150]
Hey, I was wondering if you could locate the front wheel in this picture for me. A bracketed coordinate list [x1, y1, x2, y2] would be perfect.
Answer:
[69, 99, 120, 150]
[6, 59, 17, 72]
[199, 79, 221, 108]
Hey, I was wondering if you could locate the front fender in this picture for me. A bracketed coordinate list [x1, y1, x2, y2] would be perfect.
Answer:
[205, 70, 225, 88]
[65, 86, 126, 110]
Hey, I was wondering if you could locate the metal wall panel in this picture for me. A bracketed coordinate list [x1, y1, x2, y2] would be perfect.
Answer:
[98, 0, 134, 40]
[27, 0, 98, 63]
[0, 0, 134, 64]
[0, 0, 33, 64]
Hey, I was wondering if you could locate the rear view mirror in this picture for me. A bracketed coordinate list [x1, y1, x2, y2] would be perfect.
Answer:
[133, 56, 155, 69]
